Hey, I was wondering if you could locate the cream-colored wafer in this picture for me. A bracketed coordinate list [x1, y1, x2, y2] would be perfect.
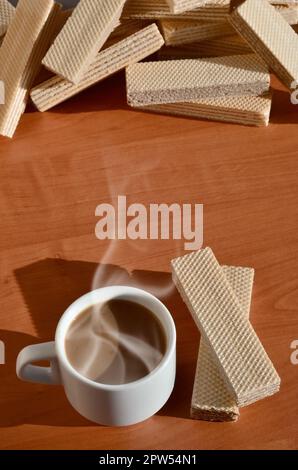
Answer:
[31, 24, 164, 112]
[165, 0, 206, 14]
[0, 0, 59, 138]
[122, 0, 231, 21]
[42, 0, 126, 84]
[126, 54, 270, 106]
[160, 19, 234, 45]
[171, 248, 281, 407]
[192, 265, 254, 422]
[0, 0, 14, 37]
[136, 93, 272, 126]
[230, 0, 298, 90]
[32, 8, 75, 88]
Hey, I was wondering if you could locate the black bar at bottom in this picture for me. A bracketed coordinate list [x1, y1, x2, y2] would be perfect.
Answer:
[0, 450, 296, 467]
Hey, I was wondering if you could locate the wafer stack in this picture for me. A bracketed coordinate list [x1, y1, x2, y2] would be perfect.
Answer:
[191, 265, 255, 422]
[123, 0, 297, 126]
[126, 54, 270, 105]
[172, 248, 281, 416]
[139, 93, 272, 126]
[0, 0, 296, 135]
[31, 24, 164, 112]
[230, 0, 298, 90]
[126, 53, 272, 126]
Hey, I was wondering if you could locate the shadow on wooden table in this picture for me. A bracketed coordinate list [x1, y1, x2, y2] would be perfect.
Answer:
[0, 258, 199, 427]
[270, 88, 298, 125]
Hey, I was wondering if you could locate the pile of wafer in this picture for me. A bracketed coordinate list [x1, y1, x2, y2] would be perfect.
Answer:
[0, 0, 297, 138]
[172, 247, 281, 422]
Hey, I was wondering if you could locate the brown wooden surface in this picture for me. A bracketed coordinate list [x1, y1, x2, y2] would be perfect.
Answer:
[0, 73, 298, 450]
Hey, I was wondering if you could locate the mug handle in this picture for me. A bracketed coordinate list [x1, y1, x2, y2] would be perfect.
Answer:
[16, 341, 61, 385]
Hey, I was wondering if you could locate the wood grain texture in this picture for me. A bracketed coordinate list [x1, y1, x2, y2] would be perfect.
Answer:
[0, 73, 298, 450]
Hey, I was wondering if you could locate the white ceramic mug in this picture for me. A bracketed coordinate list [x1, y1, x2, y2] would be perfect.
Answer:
[16, 286, 176, 426]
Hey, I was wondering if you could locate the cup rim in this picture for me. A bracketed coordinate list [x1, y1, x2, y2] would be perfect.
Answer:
[55, 286, 176, 391]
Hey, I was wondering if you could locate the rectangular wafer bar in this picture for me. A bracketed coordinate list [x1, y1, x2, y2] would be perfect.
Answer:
[136, 93, 272, 127]
[122, 0, 231, 21]
[165, 0, 206, 14]
[230, 0, 298, 90]
[30, 24, 164, 112]
[0, 0, 15, 37]
[160, 19, 235, 46]
[42, 0, 126, 84]
[126, 54, 270, 106]
[0, 0, 58, 138]
[171, 248, 281, 407]
[191, 265, 254, 422]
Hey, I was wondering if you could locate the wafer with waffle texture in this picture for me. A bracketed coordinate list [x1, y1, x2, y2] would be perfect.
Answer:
[192, 265, 254, 422]
[171, 248, 281, 407]
[31, 24, 164, 112]
[230, 0, 298, 90]
[0, 0, 60, 138]
[135, 93, 272, 127]
[126, 54, 270, 106]
[42, 0, 126, 84]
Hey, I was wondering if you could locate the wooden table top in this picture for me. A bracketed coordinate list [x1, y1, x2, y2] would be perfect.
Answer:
[0, 73, 297, 450]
